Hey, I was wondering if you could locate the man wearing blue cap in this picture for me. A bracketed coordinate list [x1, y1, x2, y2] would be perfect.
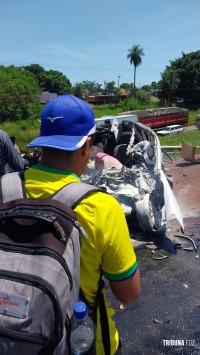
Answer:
[25, 94, 140, 355]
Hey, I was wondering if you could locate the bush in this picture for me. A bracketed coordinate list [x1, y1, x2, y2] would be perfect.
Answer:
[0, 66, 41, 122]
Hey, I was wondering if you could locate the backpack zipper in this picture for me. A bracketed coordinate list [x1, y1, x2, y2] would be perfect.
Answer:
[0, 326, 47, 345]
[0, 243, 73, 290]
[11, 204, 88, 238]
[0, 270, 63, 346]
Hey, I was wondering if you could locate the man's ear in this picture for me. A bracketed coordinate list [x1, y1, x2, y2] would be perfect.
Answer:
[81, 137, 91, 156]
[87, 136, 93, 147]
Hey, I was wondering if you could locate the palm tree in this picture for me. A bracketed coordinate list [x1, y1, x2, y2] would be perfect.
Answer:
[127, 44, 145, 98]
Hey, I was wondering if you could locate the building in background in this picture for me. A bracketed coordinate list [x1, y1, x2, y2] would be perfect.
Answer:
[40, 92, 57, 104]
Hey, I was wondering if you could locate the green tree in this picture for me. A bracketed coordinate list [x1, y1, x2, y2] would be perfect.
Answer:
[140, 84, 152, 92]
[0, 65, 41, 122]
[105, 81, 115, 94]
[120, 83, 134, 90]
[136, 89, 150, 104]
[24, 64, 72, 95]
[159, 50, 200, 104]
[72, 83, 84, 98]
[81, 80, 102, 94]
[24, 64, 45, 87]
[42, 70, 71, 95]
[151, 81, 157, 89]
[127, 44, 145, 98]
[159, 69, 180, 105]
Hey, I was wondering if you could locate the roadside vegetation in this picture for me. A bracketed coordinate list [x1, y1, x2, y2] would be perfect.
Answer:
[159, 129, 200, 161]
[1, 119, 40, 153]
[159, 129, 200, 147]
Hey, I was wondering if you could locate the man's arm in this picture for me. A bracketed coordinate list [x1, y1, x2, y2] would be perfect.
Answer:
[99, 194, 141, 306]
[109, 269, 140, 305]
[2, 131, 24, 172]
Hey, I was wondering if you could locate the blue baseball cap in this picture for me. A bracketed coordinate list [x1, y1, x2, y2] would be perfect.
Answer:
[27, 94, 96, 151]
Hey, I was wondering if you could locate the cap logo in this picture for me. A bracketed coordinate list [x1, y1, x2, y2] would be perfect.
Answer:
[46, 116, 63, 123]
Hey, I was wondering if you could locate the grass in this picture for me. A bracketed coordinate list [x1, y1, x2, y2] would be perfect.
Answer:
[91, 104, 122, 118]
[1, 119, 40, 153]
[187, 110, 200, 126]
[159, 129, 200, 161]
[159, 129, 200, 147]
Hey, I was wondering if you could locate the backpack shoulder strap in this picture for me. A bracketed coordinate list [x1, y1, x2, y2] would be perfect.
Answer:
[0, 172, 26, 204]
[0, 174, 103, 208]
[53, 183, 111, 355]
[51, 182, 103, 209]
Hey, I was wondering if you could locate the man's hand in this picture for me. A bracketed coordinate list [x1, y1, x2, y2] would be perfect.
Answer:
[14, 144, 20, 153]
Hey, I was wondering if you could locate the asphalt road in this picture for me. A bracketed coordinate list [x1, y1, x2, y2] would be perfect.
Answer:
[184, 125, 198, 131]
[106, 157, 200, 355]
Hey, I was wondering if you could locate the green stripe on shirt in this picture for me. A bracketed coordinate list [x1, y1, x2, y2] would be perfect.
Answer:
[31, 164, 80, 179]
[102, 262, 138, 281]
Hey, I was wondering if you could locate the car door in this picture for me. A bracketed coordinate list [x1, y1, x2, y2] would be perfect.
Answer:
[170, 127, 175, 135]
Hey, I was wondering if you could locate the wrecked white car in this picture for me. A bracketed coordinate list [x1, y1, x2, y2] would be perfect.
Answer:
[81, 118, 184, 236]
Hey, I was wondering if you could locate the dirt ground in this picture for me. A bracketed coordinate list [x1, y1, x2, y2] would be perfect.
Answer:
[165, 155, 200, 218]
[108, 156, 200, 355]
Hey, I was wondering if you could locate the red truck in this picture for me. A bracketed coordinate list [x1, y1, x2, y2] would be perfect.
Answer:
[117, 107, 188, 129]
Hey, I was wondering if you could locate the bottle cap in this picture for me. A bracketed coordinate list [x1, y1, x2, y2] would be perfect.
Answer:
[74, 301, 87, 319]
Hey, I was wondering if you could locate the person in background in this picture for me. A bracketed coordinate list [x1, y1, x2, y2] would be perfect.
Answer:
[0, 129, 24, 176]
[25, 94, 141, 355]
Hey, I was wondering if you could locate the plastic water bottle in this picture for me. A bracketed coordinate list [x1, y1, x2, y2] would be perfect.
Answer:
[70, 301, 95, 355]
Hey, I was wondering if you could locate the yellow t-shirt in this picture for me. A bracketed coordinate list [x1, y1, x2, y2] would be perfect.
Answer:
[24, 165, 138, 355]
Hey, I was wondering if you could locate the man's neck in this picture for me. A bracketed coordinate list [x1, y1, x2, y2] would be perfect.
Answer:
[40, 149, 81, 176]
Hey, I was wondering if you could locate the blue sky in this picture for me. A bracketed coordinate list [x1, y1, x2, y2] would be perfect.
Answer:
[1, 0, 199, 89]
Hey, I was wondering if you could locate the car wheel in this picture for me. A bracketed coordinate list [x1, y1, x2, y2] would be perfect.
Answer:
[135, 194, 166, 236]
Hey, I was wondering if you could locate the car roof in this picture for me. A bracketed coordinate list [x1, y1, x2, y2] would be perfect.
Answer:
[166, 125, 182, 128]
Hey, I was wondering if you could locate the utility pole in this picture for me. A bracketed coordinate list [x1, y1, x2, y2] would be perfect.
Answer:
[161, 71, 173, 106]
[169, 71, 173, 106]
[118, 75, 120, 88]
